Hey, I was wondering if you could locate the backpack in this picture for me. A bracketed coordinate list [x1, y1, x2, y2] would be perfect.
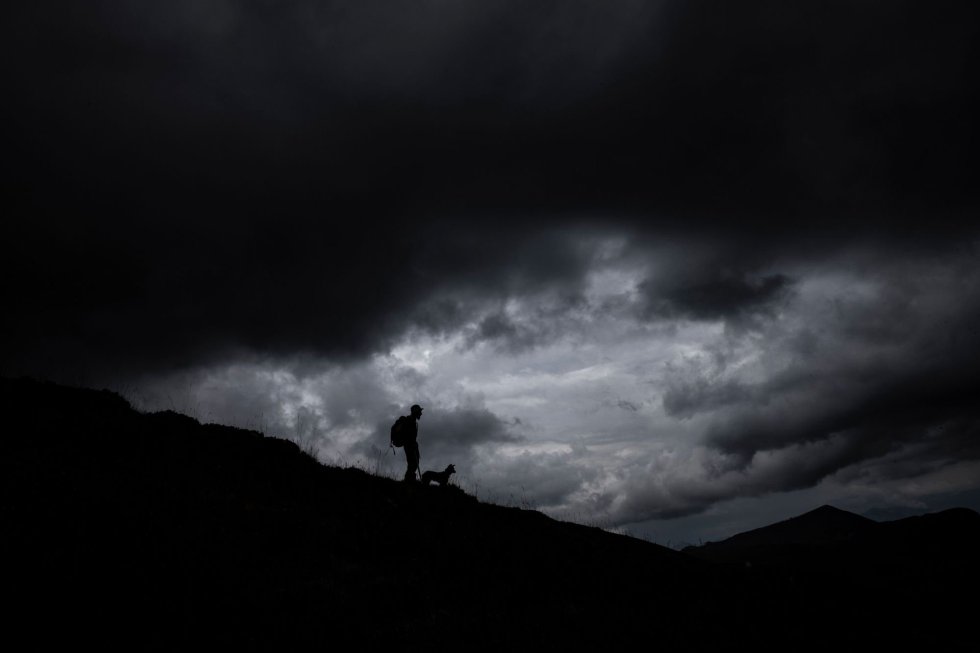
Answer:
[390, 416, 408, 447]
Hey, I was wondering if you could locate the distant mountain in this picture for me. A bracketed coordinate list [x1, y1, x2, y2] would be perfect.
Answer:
[3, 376, 977, 650]
[683, 500, 980, 641]
[684, 503, 980, 565]
[692, 504, 876, 555]
[877, 507, 980, 556]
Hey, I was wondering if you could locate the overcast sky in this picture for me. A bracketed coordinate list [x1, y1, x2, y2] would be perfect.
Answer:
[3, 1, 979, 545]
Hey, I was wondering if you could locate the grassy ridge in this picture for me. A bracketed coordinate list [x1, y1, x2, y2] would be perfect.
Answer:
[3, 377, 976, 650]
[2, 378, 737, 649]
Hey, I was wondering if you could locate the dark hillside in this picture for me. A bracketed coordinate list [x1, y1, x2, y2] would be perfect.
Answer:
[4, 377, 976, 649]
[2, 377, 746, 650]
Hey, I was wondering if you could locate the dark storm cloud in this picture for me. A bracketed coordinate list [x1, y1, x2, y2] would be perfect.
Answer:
[3, 0, 978, 385]
[469, 312, 543, 354]
[702, 256, 980, 459]
[616, 400, 640, 413]
[663, 378, 752, 420]
[705, 340, 980, 466]
[642, 271, 792, 322]
[606, 250, 980, 523]
[462, 287, 586, 353]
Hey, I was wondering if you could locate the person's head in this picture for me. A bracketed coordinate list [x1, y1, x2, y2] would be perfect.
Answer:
[410, 404, 423, 419]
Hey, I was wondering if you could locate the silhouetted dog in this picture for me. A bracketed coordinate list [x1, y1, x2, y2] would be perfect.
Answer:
[421, 464, 456, 487]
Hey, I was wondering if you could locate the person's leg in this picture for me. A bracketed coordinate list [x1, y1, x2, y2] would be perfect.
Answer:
[404, 442, 419, 481]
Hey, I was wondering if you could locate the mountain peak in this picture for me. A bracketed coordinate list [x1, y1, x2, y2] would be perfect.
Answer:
[800, 504, 873, 522]
[691, 504, 876, 554]
[805, 504, 849, 517]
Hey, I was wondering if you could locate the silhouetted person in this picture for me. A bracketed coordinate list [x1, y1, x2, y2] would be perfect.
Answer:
[391, 404, 423, 482]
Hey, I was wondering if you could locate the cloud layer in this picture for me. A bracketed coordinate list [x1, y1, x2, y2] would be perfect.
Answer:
[3, 2, 979, 541]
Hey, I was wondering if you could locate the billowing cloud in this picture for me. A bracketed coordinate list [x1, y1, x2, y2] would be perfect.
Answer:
[644, 272, 792, 321]
[5, 1, 978, 377]
[3, 2, 979, 543]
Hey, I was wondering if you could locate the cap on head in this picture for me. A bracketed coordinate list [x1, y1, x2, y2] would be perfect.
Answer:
[410, 404, 423, 415]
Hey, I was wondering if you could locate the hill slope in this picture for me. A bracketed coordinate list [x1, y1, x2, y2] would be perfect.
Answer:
[4, 377, 977, 649]
[2, 377, 738, 649]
